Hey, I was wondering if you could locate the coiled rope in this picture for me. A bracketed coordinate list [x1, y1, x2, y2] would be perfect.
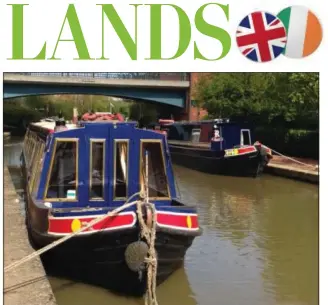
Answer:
[4, 191, 159, 305]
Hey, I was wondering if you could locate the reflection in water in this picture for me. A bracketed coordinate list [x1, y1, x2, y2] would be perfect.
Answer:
[49, 267, 196, 305]
[4, 139, 318, 305]
[175, 166, 318, 305]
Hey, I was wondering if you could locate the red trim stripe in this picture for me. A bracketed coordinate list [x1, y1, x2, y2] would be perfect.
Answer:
[48, 213, 135, 234]
[48, 211, 199, 235]
[238, 146, 257, 154]
[156, 212, 199, 229]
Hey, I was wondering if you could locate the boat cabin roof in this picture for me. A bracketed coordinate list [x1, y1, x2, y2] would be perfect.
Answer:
[31, 121, 78, 132]
[24, 120, 178, 211]
[30, 120, 134, 133]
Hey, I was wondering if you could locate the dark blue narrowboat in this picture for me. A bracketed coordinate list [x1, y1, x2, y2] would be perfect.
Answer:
[21, 114, 201, 296]
[149, 118, 272, 177]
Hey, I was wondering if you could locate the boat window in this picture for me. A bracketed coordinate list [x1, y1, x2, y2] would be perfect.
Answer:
[30, 140, 43, 192]
[29, 132, 37, 163]
[114, 140, 129, 199]
[26, 132, 32, 161]
[28, 134, 37, 167]
[90, 140, 105, 200]
[30, 137, 41, 169]
[23, 129, 30, 154]
[241, 129, 251, 146]
[140, 141, 169, 199]
[32, 142, 45, 196]
[191, 128, 201, 143]
[45, 139, 78, 201]
[28, 133, 34, 160]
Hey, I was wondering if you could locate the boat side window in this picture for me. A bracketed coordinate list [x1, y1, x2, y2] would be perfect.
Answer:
[26, 131, 32, 162]
[114, 140, 129, 199]
[32, 142, 45, 196]
[45, 139, 78, 201]
[241, 129, 251, 146]
[23, 129, 30, 154]
[140, 140, 169, 199]
[29, 139, 43, 192]
[28, 133, 37, 167]
[30, 137, 41, 169]
[90, 139, 105, 200]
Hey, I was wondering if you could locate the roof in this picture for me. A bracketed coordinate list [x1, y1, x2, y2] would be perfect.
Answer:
[30, 120, 138, 134]
[30, 121, 78, 133]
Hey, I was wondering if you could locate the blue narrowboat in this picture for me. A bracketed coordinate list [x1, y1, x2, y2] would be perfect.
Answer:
[149, 118, 272, 177]
[21, 114, 201, 296]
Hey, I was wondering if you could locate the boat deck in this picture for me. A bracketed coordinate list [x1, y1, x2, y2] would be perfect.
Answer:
[168, 140, 210, 149]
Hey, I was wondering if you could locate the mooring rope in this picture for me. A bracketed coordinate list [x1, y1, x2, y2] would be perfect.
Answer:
[4, 190, 160, 305]
[136, 201, 158, 305]
[262, 144, 318, 171]
[4, 192, 141, 273]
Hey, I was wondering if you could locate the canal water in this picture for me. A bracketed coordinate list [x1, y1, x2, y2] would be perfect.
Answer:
[4, 137, 319, 305]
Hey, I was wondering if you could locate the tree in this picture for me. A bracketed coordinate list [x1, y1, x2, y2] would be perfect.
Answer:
[193, 72, 319, 129]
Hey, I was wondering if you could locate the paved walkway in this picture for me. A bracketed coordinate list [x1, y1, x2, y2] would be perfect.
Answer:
[4, 167, 56, 305]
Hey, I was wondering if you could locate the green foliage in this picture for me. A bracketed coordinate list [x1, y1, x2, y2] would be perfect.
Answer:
[3, 99, 44, 129]
[193, 73, 319, 158]
[194, 72, 319, 129]
[3, 95, 135, 129]
[254, 127, 319, 159]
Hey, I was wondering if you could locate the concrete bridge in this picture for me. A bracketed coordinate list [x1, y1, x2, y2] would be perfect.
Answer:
[3, 72, 194, 120]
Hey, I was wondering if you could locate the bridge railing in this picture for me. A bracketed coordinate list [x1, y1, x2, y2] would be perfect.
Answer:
[7, 72, 190, 81]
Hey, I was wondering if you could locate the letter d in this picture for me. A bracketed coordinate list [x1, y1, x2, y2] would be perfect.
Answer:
[146, 4, 191, 60]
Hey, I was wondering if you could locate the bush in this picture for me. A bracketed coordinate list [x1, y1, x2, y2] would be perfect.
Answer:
[253, 127, 319, 160]
[3, 103, 43, 131]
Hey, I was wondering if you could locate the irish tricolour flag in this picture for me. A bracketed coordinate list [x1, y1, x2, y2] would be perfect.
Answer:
[278, 6, 322, 58]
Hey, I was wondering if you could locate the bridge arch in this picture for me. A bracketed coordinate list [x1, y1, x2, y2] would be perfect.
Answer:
[3, 73, 190, 109]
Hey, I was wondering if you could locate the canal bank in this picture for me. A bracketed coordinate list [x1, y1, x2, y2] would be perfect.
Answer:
[4, 167, 57, 305]
[266, 156, 319, 184]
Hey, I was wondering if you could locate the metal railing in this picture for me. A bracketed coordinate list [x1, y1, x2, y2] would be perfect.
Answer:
[7, 72, 190, 82]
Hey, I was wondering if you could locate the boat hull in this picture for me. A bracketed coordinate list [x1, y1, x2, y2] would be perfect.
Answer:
[169, 144, 269, 177]
[21, 152, 200, 296]
[29, 226, 196, 296]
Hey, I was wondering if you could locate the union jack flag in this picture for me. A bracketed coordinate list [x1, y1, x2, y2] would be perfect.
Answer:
[236, 11, 287, 62]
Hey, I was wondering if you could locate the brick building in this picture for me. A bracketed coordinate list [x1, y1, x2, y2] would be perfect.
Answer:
[188, 73, 210, 121]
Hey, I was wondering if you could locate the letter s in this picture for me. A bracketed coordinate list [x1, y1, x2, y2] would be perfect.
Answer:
[194, 3, 231, 60]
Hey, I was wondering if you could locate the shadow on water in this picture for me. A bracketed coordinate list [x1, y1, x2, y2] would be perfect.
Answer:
[4, 138, 319, 305]
[48, 267, 196, 305]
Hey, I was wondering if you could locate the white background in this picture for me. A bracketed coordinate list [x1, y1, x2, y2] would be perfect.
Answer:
[0, 0, 326, 303]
